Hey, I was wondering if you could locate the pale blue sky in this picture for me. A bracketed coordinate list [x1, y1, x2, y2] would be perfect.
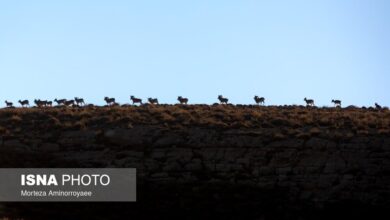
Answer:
[0, 0, 389, 106]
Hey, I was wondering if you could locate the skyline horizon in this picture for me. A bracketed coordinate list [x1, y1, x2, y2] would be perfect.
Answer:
[2, 95, 386, 108]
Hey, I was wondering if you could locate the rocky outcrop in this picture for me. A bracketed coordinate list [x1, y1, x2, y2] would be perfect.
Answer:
[0, 105, 389, 219]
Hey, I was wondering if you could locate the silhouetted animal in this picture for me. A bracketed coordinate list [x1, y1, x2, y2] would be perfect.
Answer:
[375, 103, 382, 109]
[254, 96, 265, 105]
[104, 97, 116, 106]
[304, 98, 315, 106]
[34, 99, 45, 108]
[130, 96, 143, 105]
[74, 97, 85, 106]
[218, 95, 228, 104]
[177, 96, 188, 104]
[332, 99, 341, 107]
[64, 100, 75, 107]
[148, 98, 159, 105]
[18, 100, 29, 107]
[54, 99, 67, 106]
[44, 100, 52, 107]
[5, 100, 13, 107]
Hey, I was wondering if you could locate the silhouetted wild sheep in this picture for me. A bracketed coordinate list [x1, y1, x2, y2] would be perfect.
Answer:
[104, 97, 116, 106]
[74, 97, 85, 106]
[148, 98, 159, 105]
[37, 100, 51, 107]
[19, 100, 29, 107]
[54, 99, 67, 106]
[34, 99, 45, 108]
[130, 96, 143, 105]
[304, 98, 315, 107]
[332, 99, 342, 107]
[177, 96, 188, 104]
[64, 100, 75, 107]
[218, 95, 228, 104]
[254, 96, 265, 105]
[5, 100, 13, 107]
[375, 103, 382, 109]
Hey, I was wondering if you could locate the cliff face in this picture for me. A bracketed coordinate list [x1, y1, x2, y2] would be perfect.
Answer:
[0, 105, 390, 219]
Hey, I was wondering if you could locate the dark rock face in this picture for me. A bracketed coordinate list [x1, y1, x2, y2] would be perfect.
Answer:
[0, 106, 389, 219]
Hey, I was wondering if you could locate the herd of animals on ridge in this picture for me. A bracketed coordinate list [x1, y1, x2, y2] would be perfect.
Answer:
[2, 96, 385, 110]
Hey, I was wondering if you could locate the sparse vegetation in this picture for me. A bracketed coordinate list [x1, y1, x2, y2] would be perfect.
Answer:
[0, 105, 388, 138]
